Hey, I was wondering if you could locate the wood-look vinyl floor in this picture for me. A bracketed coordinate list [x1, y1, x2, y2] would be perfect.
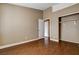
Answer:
[0, 39, 79, 55]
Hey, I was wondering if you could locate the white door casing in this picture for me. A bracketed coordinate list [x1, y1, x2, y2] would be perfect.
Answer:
[38, 19, 44, 39]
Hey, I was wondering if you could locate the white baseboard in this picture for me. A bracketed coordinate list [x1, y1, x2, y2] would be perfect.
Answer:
[50, 39, 59, 42]
[61, 40, 79, 44]
[0, 38, 42, 49]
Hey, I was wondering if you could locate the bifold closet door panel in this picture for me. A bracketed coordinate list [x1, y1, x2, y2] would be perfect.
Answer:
[76, 20, 79, 43]
[61, 21, 77, 43]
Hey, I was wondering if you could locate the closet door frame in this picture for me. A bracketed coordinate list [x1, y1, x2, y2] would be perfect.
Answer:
[58, 13, 79, 43]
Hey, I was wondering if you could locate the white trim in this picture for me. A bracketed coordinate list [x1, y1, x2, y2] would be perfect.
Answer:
[61, 39, 79, 44]
[50, 39, 59, 42]
[0, 38, 42, 49]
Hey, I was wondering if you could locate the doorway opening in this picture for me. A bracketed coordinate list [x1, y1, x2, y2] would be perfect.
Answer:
[38, 19, 50, 47]
[44, 19, 50, 46]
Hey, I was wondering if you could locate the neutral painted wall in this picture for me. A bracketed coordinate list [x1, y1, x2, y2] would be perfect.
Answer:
[43, 7, 52, 20]
[51, 3, 79, 43]
[0, 3, 43, 46]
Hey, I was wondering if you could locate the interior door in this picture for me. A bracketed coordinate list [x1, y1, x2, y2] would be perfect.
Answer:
[38, 19, 44, 39]
[44, 21, 48, 37]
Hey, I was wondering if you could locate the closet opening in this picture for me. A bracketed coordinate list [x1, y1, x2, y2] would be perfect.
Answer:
[58, 13, 79, 43]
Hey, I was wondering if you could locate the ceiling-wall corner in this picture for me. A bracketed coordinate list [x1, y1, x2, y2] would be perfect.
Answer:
[52, 3, 77, 12]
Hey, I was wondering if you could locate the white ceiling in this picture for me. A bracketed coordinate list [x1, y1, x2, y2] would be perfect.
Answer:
[10, 3, 58, 10]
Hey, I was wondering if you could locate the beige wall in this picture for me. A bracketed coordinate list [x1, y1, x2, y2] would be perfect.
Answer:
[51, 3, 79, 43]
[43, 7, 52, 20]
[0, 4, 43, 46]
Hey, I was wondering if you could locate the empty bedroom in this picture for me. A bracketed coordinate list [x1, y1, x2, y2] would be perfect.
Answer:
[0, 3, 79, 55]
